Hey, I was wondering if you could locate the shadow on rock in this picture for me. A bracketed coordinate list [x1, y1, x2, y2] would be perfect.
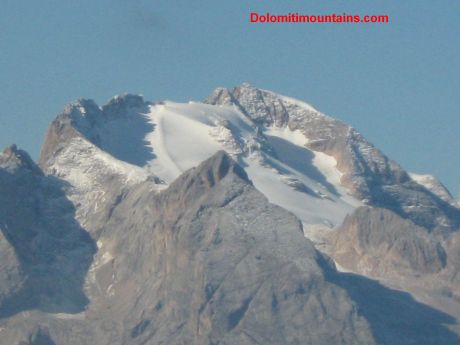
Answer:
[0, 167, 96, 318]
[95, 96, 156, 167]
[318, 254, 460, 345]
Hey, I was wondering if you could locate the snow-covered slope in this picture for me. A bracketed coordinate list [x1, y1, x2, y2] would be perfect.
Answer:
[40, 86, 460, 235]
[39, 95, 364, 230]
[140, 101, 361, 228]
[207, 83, 460, 233]
[55, 98, 356, 231]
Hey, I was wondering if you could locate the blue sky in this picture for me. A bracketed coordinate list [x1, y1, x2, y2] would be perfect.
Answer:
[0, 0, 459, 195]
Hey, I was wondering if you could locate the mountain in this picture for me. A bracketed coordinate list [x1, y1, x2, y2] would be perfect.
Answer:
[409, 172, 458, 206]
[0, 84, 459, 344]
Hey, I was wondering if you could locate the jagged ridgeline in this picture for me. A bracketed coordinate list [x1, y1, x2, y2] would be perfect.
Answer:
[0, 84, 459, 344]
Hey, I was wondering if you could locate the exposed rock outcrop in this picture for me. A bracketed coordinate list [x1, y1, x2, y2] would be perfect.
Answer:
[327, 206, 447, 278]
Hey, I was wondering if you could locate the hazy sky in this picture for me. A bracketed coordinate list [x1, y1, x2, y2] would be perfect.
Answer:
[1, 0, 459, 195]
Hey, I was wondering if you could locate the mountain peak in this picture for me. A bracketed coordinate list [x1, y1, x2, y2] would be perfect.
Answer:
[65, 98, 100, 114]
[2, 143, 18, 155]
[194, 150, 250, 186]
[0, 145, 42, 175]
[59, 98, 103, 132]
[60, 94, 147, 128]
[39, 93, 152, 168]
[236, 81, 256, 90]
[158, 151, 253, 211]
[102, 93, 147, 116]
[206, 83, 321, 127]
[410, 172, 456, 205]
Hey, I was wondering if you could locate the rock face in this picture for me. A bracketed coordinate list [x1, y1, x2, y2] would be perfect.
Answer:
[85, 151, 375, 345]
[442, 231, 460, 292]
[325, 205, 460, 343]
[38, 95, 154, 237]
[206, 84, 460, 323]
[0, 151, 377, 345]
[328, 207, 447, 278]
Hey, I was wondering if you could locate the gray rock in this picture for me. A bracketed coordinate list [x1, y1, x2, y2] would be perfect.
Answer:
[86, 151, 375, 344]
[0, 150, 378, 344]
[327, 206, 447, 278]
[0, 145, 96, 318]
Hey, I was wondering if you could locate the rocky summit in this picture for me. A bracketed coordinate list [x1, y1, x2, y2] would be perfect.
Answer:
[0, 84, 459, 344]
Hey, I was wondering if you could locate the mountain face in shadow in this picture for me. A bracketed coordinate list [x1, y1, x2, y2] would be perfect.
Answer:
[318, 254, 460, 345]
[40, 94, 156, 169]
[0, 145, 96, 318]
